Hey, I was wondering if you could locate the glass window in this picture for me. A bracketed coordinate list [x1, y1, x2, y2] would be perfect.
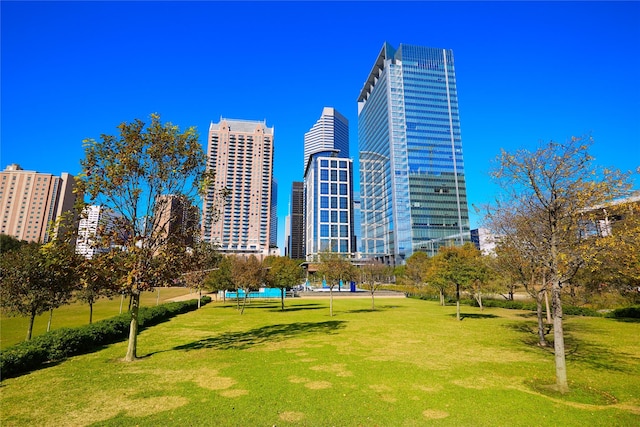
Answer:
[340, 240, 348, 252]
[331, 183, 338, 195]
[339, 170, 347, 182]
[321, 183, 328, 194]
[331, 225, 338, 237]
[340, 184, 347, 195]
[331, 197, 338, 208]
[321, 159, 328, 167]
[331, 160, 337, 168]
[321, 224, 329, 237]
[340, 225, 349, 237]
[331, 211, 338, 223]
[320, 169, 328, 181]
[331, 170, 337, 181]
[340, 161, 347, 168]
[321, 239, 330, 251]
[340, 197, 348, 209]
[321, 210, 329, 222]
[321, 196, 329, 208]
[340, 211, 348, 223]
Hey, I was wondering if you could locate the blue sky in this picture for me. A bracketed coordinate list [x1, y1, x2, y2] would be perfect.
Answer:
[2, 1, 639, 251]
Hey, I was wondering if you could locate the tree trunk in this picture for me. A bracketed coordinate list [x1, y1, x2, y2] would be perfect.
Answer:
[551, 280, 568, 392]
[119, 294, 124, 314]
[124, 290, 140, 362]
[47, 308, 53, 332]
[329, 285, 334, 317]
[89, 302, 93, 324]
[456, 283, 461, 321]
[128, 293, 133, 312]
[544, 288, 552, 324]
[281, 288, 285, 311]
[475, 291, 483, 311]
[439, 289, 445, 306]
[26, 309, 36, 341]
[371, 289, 375, 310]
[198, 289, 202, 309]
[240, 289, 248, 315]
[536, 291, 548, 347]
[156, 288, 160, 306]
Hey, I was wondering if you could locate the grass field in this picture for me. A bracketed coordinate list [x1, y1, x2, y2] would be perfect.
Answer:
[1, 296, 639, 426]
[0, 287, 194, 349]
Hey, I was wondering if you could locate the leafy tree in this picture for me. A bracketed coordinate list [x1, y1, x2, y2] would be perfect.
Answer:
[181, 242, 221, 308]
[230, 255, 266, 314]
[265, 256, 304, 310]
[316, 251, 357, 317]
[75, 113, 217, 361]
[0, 234, 27, 254]
[76, 251, 126, 323]
[433, 243, 487, 321]
[488, 136, 633, 392]
[205, 256, 235, 301]
[0, 242, 77, 340]
[359, 259, 392, 310]
[405, 251, 445, 304]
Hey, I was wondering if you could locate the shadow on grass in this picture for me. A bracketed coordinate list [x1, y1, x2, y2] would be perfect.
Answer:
[172, 320, 346, 351]
[447, 313, 499, 320]
[268, 305, 324, 313]
[505, 321, 639, 373]
[609, 317, 640, 323]
[345, 305, 401, 314]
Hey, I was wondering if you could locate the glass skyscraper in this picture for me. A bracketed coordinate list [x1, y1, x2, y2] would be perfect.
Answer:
[304, 108, 355, 260]
[358, 43, 470, 264]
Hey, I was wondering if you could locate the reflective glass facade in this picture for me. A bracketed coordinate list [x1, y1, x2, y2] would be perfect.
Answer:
[358, 43, 470, 264]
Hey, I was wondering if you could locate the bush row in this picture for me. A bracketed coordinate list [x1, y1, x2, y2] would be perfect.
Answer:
[607, 305, 640, 319]
[0, 296, 211, 379]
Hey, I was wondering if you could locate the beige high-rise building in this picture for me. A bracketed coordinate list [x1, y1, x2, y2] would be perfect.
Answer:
[0, 164, 77, 243]
[202, 118, 274, 257]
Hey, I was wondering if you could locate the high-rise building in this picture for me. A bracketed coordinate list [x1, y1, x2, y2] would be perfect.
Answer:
[304, 108, 355, 260]
[288, 181, 305, 259]
[303, 107, 349, 171]
[202, 118, 275, 257]
[0, 163, 78, 243]
[270, 177, 278, 250]
[358, 43, 470, 264]
[75, 205, 120, 258]
[156, 194, 199, 248]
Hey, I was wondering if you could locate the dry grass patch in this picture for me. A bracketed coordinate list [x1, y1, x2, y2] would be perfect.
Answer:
[305, 380, 332, 390]
[309, 363, 353, 377]
[279, 411, 305, 422]
[422, 409, 449, 419]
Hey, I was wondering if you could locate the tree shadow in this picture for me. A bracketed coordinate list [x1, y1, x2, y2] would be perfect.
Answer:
[268, 305, 324, 313]
[448, 313, 499, 320]
[173, 320, 346, 351]
[609, 317, 640, 324]
[504, 321, 639, 373]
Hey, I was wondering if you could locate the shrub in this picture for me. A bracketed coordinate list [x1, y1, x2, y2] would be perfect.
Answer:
[0, 296, 210, 379]
[607, 306, 640, 319]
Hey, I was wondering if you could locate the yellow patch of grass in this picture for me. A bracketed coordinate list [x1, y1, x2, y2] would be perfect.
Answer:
[422, 409, 449, 419]
[279, 411, 305, 422]
[304, 381, 332, 390]
[309, 363, 353, 377]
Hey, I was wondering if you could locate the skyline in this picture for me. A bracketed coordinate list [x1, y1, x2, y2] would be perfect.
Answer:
[3, 1, 639, 251]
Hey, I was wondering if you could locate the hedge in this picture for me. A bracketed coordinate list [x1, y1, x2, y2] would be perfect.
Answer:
[0, 296, 211, 379]
[607, 305, 640, 319]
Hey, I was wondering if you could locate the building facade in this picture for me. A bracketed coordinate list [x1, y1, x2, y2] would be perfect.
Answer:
[75, 205, 120, 258]
[0, 163, 77, 243]
[358, 43, 470, 264]
[202, 119, 275, 257]
[288, 181, 305, 259]
[304, 108, 355, 261]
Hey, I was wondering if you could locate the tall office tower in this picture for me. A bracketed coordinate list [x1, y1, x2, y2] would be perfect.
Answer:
[352, 191, 362, 255]
[288, 181, 305, 259]
[0, 163, 77, 243]
[75, 205, 119, 258]
[202, 118, 275, 257]
[303, 107, 349, 171]
[269, 177, 278, 250]
[304, 108, 355, 260]
[358, 43, 470, 264]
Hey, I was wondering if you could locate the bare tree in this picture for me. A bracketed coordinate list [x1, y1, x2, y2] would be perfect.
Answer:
[488, 136, 632, 392]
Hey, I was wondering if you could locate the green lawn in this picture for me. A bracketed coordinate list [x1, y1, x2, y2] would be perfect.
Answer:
[0, 287, 194, 349]
[1, 297, 639, 426]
